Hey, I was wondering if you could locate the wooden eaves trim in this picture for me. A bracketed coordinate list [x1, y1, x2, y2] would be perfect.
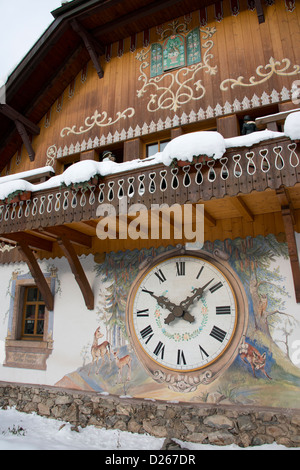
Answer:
[91, 0, 185, 37]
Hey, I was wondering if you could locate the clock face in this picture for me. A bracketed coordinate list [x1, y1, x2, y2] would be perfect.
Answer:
[129, 254, 238, 373]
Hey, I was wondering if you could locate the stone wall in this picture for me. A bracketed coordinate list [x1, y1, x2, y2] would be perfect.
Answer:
[0, 381, 300, 448]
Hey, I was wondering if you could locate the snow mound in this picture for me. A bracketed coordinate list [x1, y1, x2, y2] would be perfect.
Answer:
[160, 131, 226, 164]
[225, 129, 284, 149]
[0, 179, 32, 201]
[284, 111, 300, 141]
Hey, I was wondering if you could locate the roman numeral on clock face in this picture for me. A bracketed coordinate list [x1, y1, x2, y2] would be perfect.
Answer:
[154, 269, 166, 283]
[210, 325, 227, 342]
[196, 265, 204, 279]
[140, 325, 154, 344]
[216, 306, 231, 315]
[177, 349, 186, 365]
[209, 281, 223, 293]
[153, 341, 165, 359]
[136, 309, 149, 317]
[142, 288, 154, 295]
[176, 261, 185, 276]
[199, 345, 209, 360]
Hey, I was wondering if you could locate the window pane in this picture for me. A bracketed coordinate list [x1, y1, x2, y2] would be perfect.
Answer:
[22, 287, 46, 339]
[25, 304, 35, 319]
[24, 320, 34, 335]
[36, 320, 44, 336]
[146, 143, 159, 157]
[38, 305, 45, 319]
[160, 140, 170, 152]
[27, 287, 38, 302]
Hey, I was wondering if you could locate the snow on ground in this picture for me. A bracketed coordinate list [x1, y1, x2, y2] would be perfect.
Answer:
[0, 408, 298, 451]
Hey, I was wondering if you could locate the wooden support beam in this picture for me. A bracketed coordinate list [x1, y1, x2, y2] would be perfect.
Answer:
[0, 104, 40, 135]
[281, 208, 300, 303]
[204, 210, 216, 227]
[6, 232, 53, 252]
[39, 225, 92, 248]
[276, 187, 300, 302]
[276, 187, 295, 224]
[255, 0, 265, 23]
[17, 241, 54, 311]
[57, 234, 94, 310]
[14, 120, 35, 161]
[70, 19, 104, 79]
[230, 196, 254, 222]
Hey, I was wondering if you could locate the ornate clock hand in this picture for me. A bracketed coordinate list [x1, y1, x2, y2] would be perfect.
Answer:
[180, 278, 214, 311]
[182, 311, 195, 323]
[142, 289, 178, 320]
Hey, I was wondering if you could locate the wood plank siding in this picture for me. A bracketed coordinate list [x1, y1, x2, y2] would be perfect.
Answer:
[2, 0, 299, 176]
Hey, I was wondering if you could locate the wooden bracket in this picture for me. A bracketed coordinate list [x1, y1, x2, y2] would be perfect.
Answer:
[58, 234, 94, 310]
[230, 196, 254, 222]
[14, 120, 35, 161]
[17, 241, 54, 311]
[204, 210, 216, 227]
[276, 187, 300, 302]
[39, 225, 92, 248]
[0, 104, 40, 161]
[70, 19, 104, 78]
[0, 104, 40, 135]
[255, 0, 265, 24]
[5, 232, 53, 252]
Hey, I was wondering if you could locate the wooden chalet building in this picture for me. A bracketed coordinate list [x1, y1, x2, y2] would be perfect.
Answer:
[1, 0, 300, 443]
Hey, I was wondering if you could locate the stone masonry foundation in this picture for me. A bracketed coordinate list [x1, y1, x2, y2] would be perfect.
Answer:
[0, 381, 300, 448]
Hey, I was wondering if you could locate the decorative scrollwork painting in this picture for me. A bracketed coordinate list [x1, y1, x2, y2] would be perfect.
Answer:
[60, 108, 135, 138]
[220, 57, 300, 91]
[136, 26, 217, 113]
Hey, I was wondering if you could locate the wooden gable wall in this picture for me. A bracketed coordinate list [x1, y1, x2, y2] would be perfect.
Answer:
[3, 0, 300, 177]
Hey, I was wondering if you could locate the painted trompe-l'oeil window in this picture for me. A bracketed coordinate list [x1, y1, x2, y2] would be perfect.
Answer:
[4, 274, 55, 370]
[22, 286, 46, 340]
[150, 27, 201, 78]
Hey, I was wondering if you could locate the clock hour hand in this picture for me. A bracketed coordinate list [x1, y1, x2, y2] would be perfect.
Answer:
[180, 278, 214, 311]
[142, 289, 177, 313]
[182, 311, 195, 323]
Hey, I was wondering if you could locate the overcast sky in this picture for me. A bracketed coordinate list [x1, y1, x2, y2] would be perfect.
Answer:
[0, 0, 65, 84]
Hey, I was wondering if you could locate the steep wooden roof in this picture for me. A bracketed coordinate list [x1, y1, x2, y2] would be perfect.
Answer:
[0, 0, 265, 171]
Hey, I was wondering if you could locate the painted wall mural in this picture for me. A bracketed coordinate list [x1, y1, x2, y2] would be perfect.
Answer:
[55, 235, 300, 408]
[136, 26, 217, 113]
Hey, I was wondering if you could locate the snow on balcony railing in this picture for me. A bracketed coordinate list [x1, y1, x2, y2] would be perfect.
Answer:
[0, 111, 299, 232]
[0, 135, 299, 233]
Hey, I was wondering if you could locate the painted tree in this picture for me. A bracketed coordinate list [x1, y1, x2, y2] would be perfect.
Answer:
[205, 235, 294, 340]
[94, 247, 165, 346]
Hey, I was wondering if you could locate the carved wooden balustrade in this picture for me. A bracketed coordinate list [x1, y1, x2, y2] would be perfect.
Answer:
[0, 136, 299, 236]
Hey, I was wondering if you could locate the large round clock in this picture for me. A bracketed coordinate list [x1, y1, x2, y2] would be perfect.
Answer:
[126, 248, 248, 392]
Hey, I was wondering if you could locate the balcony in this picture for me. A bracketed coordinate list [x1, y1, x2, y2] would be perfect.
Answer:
[0, 134, 299, 236]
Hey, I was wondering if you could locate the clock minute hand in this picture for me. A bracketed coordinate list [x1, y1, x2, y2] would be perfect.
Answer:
[180, 278, 214, 311]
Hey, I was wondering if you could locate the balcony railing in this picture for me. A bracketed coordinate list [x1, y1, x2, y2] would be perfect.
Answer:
[0, 135, 299, 235]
